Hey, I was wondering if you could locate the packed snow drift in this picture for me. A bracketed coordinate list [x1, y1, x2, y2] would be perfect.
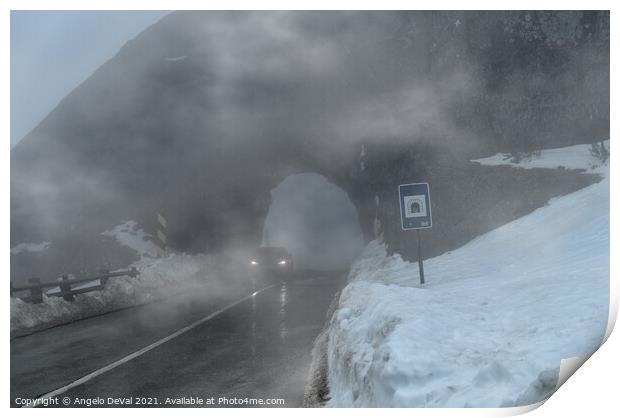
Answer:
[327, 142, 609, 407]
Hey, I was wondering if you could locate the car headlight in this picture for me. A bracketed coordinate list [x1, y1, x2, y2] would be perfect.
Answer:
[278, 260, 287, 265]
[250, 260, 258, 265]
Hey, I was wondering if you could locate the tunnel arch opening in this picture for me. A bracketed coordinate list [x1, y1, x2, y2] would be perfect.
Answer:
[261, 172, 365, 271]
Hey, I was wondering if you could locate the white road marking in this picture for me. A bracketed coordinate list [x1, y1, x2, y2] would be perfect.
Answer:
[24, 285, 275, 407]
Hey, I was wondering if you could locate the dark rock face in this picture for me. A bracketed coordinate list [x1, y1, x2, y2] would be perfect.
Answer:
[10, 11, 608, 279]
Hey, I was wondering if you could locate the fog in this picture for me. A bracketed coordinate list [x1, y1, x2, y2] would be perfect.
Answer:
[262, 173, 364, 270]
[9, 12, 610, 407]
[10, 11, 609, 283]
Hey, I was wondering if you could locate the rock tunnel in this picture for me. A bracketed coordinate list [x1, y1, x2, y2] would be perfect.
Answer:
[10, 11, 607, 277]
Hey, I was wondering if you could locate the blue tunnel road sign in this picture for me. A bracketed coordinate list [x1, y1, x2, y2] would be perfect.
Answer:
[399, 182, 432, 230]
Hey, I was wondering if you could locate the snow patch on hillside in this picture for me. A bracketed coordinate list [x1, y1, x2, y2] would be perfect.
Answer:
[472, 140, 609, 173]
[11, 241, 51, 255]
[101, 221, 163, 257]
[327, 143, 609, 407]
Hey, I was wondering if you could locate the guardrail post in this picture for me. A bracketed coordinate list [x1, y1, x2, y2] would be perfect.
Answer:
[60, 275, 75, 302]
[99, 269, 110, 288]
[28, 278, 43, 303]
[16, 267, 141, 303]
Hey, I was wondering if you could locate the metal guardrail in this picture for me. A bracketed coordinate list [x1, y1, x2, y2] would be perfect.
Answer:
[10, 267, 140, 303]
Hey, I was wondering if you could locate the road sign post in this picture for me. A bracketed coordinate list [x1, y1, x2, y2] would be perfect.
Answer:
[398, 182, 432, 285]
[416, 229, 425, 284]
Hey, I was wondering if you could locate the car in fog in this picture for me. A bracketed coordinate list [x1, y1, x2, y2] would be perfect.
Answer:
[249, 247, 294, 275]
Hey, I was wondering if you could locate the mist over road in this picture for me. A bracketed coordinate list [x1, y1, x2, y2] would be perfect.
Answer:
[11, 272, 345, 408]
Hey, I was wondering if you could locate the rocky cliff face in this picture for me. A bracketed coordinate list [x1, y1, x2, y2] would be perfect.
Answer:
[11, 11, 608, 278]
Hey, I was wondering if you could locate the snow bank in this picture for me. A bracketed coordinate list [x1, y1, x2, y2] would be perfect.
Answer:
[101, 220, 163, 257]
[10, 253, 217, 338]
[327, 143, 609, 407]
[10, 241, 51, 255]
[472, 140, 609, 173]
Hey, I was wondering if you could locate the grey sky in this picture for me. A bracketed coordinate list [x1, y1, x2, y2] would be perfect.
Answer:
[10, 10, 169, 147]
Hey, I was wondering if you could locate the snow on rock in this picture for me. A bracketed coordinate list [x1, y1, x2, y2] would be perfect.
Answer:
[10, 253, 215, 338]
[10, 241, 51, 255]
[101, 220, 162, 257]
[472, 140, 609, 173]
[327, 144, 609, 407]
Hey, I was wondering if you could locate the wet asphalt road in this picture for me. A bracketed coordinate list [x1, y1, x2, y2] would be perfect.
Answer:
[11, 272, 345, 408]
